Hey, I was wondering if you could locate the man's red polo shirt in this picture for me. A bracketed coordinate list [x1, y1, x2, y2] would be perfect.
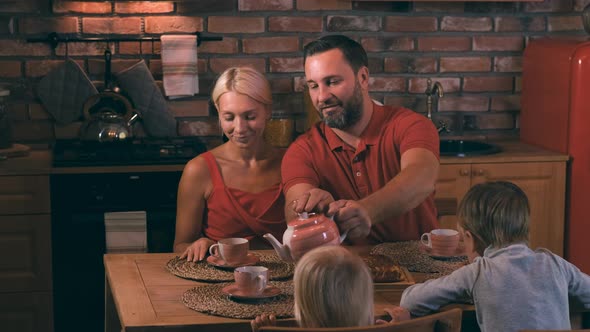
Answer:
[282, 103, 440, 244]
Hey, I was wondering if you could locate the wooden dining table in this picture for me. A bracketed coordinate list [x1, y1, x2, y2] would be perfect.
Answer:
[104, 251, 589, 332]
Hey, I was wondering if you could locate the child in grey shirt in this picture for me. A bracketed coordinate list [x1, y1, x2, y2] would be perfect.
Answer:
[400, 181, 590, 332]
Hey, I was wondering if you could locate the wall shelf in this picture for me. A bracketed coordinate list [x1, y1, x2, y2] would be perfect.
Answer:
[26, 32, 223, 49]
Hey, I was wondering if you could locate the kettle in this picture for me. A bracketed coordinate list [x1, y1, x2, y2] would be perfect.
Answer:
[79, 49, 140, 142]
[263, 212, 348, 262]
[80, 109, 139, 142]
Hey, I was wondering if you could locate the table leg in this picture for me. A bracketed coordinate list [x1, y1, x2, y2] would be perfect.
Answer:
[105, 274, 122, 332]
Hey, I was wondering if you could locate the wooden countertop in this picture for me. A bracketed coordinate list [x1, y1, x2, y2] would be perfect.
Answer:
[0, 149, 53, 175]
[0, 149, 186, 175]
[0, 140, 569, 176]
[440, 140, 568, 164]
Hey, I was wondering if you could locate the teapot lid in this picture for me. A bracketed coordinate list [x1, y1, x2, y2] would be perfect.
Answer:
[299, 212, 310, 219]
[288, 212, 326, 228]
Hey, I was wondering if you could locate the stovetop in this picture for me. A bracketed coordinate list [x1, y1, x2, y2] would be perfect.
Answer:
[52, 137, 207, 167]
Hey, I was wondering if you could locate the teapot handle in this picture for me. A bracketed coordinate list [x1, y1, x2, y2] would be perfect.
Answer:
[328, 214, 349, 244]
[339, 229, 349, 244]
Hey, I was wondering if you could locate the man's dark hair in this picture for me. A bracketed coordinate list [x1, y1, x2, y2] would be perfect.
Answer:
[303, 35, 368, 73]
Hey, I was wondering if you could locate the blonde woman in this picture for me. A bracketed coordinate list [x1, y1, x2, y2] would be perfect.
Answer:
[251, 245, 408, 331]
[174, 67, 287, 261]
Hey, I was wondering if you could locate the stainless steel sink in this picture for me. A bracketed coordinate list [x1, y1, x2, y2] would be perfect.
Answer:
[440, 140, 501, 157]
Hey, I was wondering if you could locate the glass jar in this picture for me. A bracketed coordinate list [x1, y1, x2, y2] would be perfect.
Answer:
[0, 89, 11, 149]
[264, 110, 295, 148]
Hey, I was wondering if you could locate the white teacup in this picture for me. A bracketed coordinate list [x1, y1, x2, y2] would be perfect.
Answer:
[421, 229, 460, 256]
[209, 238, 249, 265]
[234, 266, 268, 295]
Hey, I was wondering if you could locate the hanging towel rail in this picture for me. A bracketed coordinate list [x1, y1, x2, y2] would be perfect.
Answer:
[26, 31, 222, 49]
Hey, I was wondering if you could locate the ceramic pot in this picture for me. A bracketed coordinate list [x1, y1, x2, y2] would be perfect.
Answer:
[263, 212, 347, 261]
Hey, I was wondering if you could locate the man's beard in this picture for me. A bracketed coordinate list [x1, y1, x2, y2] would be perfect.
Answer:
[319, 81, 364, 130]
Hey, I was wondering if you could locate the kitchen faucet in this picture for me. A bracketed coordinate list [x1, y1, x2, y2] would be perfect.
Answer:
[425, 78, 449, 133]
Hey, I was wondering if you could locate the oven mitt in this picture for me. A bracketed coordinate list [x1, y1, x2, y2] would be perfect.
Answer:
[116, 60, 177, 137]
[36, 59, 98, 124]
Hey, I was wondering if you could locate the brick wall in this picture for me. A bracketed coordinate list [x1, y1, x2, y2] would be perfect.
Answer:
[0, 0, 588, 146]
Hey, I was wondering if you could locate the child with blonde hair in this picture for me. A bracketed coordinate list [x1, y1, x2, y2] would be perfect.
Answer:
[251, 245, 407, 331]
[399, 181, 590, 332]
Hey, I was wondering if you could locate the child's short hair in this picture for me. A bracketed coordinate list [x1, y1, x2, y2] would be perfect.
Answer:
[457, 181, 530, 253]
[293, 245, 374, 328]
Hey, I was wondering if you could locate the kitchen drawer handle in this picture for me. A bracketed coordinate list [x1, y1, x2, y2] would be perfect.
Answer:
[476, 169, 485, 176]
[459, 169, 470, 176]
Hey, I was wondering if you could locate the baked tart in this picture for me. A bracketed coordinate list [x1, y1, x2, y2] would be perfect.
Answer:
[362, 253, 404, 283]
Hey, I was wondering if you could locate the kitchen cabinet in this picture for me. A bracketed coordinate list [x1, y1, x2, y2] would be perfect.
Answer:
[435, 161, 566, 256]
[0, 175, 53, 332]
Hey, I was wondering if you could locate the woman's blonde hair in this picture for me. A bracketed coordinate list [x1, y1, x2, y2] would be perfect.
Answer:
[458, 181, 530, 255]
[211, 66, 272, 112]
[293, 245, 374, 328]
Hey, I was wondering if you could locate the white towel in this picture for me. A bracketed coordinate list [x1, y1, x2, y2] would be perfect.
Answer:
[104, 211, 147, 253]
[161, 35, 199, 99]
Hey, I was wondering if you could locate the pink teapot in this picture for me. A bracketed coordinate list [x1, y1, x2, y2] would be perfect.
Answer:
[263, 212, 348, 262]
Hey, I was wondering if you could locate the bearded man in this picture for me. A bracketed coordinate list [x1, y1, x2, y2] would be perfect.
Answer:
[281, 35, 440, 244]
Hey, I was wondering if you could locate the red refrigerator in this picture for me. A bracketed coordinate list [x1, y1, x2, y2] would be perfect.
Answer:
[521, 37, 590, 274]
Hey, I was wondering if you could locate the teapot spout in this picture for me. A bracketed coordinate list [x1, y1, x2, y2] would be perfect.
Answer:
[127, 113, 140, 126]
[263, 233, 293, 262]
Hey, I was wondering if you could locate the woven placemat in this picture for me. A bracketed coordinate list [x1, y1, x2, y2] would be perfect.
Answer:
[182, 281, 294, 319]
[166, 252, 295, 282]
[371, 241, 468, 280]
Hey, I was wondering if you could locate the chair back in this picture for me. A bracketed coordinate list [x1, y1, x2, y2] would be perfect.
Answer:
[258, 308, 462, 332]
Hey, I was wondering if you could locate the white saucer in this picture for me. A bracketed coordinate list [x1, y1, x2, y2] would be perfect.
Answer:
[420, 244, 467, 259]
[221, 284, 281, 300]
[206, 253, 259, 269]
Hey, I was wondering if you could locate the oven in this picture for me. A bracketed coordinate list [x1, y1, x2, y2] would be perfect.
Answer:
[50, 138, 206, 332]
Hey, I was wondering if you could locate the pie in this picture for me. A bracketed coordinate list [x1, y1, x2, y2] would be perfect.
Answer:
[362, 254, 404, 283]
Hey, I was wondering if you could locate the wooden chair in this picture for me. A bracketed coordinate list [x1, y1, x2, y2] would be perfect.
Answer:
[258, 308, 462, 332]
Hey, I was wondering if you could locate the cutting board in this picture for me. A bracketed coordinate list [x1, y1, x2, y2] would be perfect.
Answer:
[0, 144, 31, 158]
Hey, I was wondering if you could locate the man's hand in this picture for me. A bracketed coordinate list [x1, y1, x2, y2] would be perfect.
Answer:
[291, 188, 335, 215]
[328, 199, 372, 240]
